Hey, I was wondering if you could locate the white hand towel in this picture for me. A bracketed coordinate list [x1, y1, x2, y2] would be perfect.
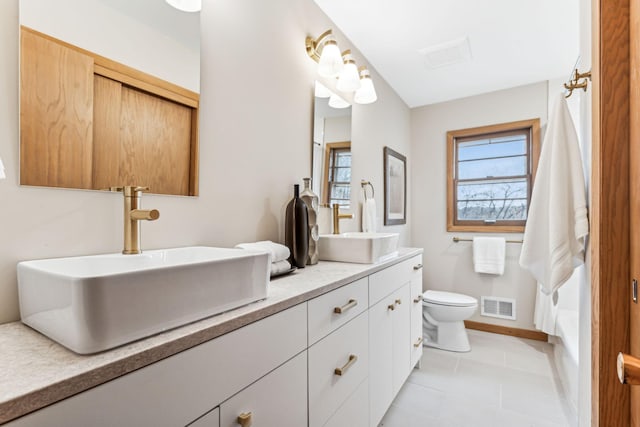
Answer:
[0, 156, 5, 180]
[519, 94, 589, 295]
[235, 241, 290, 263]
[473, 237, 506, 275]
[270, 260, 292, 276]
[362, 199, 377, 233]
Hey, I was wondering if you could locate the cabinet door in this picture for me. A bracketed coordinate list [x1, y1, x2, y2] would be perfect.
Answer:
[368, 295, 394, 427]
[410, 273, 424, 368]
[391, 284, 411, 396]
[219, 352, 307, 427]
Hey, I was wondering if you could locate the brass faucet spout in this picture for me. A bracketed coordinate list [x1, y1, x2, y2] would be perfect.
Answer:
[332, 204, 354, 235]
[110, 186, 160, 254]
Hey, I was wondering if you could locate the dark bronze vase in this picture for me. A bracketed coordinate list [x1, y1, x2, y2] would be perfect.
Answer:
[285, 184, 309, 268]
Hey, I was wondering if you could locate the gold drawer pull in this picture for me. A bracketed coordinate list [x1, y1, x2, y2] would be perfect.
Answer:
[387, 303, 396, 311]
[334, 299, 358, 314]
[334, 354, 358, 376]
[414, 337, 424, 347]
[413, 263, 423, 270]
[237, 412, 252, 427]
[413, 294, 423, 303]
[395, 299, 402, 305]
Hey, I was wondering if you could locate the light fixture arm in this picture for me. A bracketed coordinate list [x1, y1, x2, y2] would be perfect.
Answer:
[306, 29, 334, 62]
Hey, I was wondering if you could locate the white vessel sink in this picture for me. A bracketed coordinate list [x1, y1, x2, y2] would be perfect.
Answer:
[318, 232, 399, 264]
[17, 247, 270, 354]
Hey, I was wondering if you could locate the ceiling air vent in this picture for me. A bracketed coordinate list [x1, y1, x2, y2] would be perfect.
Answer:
[481, 296, 516, 320]
[418, 36, 472, 69]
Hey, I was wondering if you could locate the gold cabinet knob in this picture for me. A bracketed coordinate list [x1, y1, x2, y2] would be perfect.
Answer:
[387, 303, 395, 311]
[618, 352, 640, 385]
[413, 263, 423, 270]
[395, 299, 402, 305]
[414, 337, 424, 347]
[237, 412, 252, 427]
[413, 294, 423, 303]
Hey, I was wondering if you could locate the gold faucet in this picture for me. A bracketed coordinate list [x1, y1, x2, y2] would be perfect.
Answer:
[332, 204, 354, 235]
[111, 186, 160, 254]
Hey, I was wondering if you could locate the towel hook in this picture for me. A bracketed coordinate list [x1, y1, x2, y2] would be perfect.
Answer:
[361, 180, 374, 201]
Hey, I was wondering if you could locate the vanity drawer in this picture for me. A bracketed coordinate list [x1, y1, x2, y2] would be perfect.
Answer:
[323, 378, 369, 427]
[369, 255, 422, 306]
[219, 352, 307, 427]
[308, 311, 369, 427]
[308, 277, 368, 345]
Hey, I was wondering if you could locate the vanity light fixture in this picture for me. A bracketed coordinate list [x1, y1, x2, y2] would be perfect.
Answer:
[165, 0, 201, 12]
[328, 93, 350, 109]
[336, 50, 362, 92]
[354, 67, 378, 104]
[306, 29, 377, 104]
[306, 30, 344, 78]
[0, 157, 5, 180]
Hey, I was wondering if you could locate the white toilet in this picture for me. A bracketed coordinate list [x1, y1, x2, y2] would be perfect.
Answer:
[422, 290, 478, 352]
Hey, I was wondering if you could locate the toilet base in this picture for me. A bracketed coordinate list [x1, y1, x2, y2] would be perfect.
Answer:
[423, 320, 471, 352]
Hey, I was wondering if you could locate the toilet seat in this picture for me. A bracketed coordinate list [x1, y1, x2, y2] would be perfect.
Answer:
[422, 290, 477, 307]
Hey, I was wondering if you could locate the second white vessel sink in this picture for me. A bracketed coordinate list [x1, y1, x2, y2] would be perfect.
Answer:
[18, 247, 270, 354]
[318, 232, 399, 264]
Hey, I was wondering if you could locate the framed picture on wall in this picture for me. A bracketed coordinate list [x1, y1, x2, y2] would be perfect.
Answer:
[383, 146, 407, 225]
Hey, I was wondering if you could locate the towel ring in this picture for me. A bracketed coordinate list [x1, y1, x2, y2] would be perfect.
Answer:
[361, 180, 374, 201]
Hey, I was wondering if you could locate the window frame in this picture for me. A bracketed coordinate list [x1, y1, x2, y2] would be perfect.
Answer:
[322, 141, 351, 207]
[446, 118, 541, 232]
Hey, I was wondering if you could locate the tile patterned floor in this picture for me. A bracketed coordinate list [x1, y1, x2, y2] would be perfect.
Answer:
[379, 330, 577, 427]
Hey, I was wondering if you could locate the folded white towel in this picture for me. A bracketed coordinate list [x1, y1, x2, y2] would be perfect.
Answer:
[270, 260, 292, 276]
[235, 241, 290, 263]
[362, 198, 377, 233]
[473, 237, 506, 275]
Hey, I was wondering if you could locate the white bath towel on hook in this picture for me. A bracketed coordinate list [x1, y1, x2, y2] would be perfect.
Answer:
[519, 93, 589, 296]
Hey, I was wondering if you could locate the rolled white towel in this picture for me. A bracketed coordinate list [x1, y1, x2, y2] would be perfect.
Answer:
[270, 260, 292, 276]
[235, 240, 290, 263]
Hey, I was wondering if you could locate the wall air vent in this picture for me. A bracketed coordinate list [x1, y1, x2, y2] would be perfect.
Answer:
[480, 296, 516, 320]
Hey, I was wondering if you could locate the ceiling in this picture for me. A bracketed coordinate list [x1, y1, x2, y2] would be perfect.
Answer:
[314, 0, 580, 108]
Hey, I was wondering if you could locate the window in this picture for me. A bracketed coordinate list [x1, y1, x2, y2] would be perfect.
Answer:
[446, 119, 540, 232]
[322, 141, 351, 207]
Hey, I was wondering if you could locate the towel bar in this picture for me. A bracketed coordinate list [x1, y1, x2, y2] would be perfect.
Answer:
[452, 237, 523, 244]
[361, 180, 375, 201]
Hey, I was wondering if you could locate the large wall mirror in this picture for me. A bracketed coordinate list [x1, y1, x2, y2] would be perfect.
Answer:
[19, 0, 200, 196]
[312, 85, 352, 209]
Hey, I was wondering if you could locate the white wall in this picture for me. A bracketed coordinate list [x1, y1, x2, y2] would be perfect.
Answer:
[20, 0, 200, 92]
[0, 0, 411, 324]
[410, 81, 548, 330]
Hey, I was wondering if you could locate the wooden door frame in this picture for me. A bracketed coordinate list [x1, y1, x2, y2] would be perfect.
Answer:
[592, 0, 631, 425]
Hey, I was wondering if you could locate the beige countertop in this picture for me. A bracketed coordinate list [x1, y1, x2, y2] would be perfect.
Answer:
[0, 248, 423, 424]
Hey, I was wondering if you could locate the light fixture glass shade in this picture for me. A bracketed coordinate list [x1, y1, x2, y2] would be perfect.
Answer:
[165, 0, 201, 12]
[336, 60, 361, 92]
[318, 40, 343, 78]
[0, 156, 6, 180]
[354, 73, 378, 104]
[314, 81, 332, 98]
[328, 93, 350, 109]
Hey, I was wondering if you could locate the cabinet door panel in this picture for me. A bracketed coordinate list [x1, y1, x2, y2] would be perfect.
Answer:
[410, 274, 424, 368]
[391, 284, 411, 396]
[368, 296, 394, 427]
[219, 352, 307, 427]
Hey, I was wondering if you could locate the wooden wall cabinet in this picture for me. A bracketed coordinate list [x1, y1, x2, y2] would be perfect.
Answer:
[20, 26, 199, 196]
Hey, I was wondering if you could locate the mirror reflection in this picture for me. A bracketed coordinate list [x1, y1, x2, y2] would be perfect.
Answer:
[19, 0, 200, 196]
[312, 84, 352, 208]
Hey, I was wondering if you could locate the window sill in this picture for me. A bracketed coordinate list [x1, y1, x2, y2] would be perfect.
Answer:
[447, 224, 525, 233]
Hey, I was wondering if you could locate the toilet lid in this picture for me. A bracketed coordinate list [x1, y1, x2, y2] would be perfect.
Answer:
[423, 290, 477, 307]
